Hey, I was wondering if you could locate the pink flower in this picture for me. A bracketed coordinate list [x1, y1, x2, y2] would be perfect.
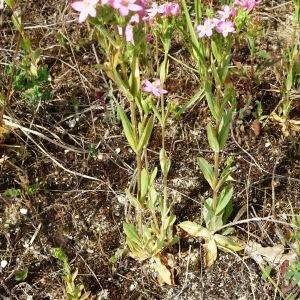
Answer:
[71, 0, 99, 23]
[216, 20, 235, 37]
[130, 13, 141, 23]
[146, 2, 163, 19]
[142, 79, 168, 97]
[160, 3, 180, 17]
[196, 19, 215, 38]
[112, 0, 143, 16]
[118, 25, 135, 45]
[218, 5, 236, 20]
[234, 0, 257, 11]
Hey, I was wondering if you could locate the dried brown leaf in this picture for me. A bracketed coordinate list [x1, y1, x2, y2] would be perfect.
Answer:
[154, 255, 175, 286]
[204, 238, 218, 267]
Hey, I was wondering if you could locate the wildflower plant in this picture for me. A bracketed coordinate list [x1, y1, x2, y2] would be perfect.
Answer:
[71, 0, 179, 279]
[178, 0, 258, 265]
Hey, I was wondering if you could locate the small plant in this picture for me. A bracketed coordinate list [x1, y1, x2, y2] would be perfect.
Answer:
[271, 0, 300, 136]
[285, 214, 300, 284]
[285, 261, 300, 285]
[5, 0, 51, 107]
[177, 0, 259, 265]
[3, 187, 22, 198]
[51, 248, 90, 300]
[9, 54, 51, 106]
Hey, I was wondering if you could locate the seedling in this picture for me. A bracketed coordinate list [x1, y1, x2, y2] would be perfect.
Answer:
[51, 248, 90, 300]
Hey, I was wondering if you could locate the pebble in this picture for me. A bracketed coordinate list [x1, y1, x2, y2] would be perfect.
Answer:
[1, 260, 8, 268]
[265, 142, 271, 148]
[20, 208, 28, 215]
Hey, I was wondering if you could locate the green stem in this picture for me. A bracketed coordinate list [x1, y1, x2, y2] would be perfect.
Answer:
[160, 51, 169, 235]
[212, 132, 220, 211]
[129, 99, 143, 233]
[212, 86, 222, 212]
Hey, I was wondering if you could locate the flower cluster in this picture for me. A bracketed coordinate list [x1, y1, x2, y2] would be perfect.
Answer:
[196, 0, 258, 38]
[71, 0, 179, 23]
[196, 7, 235, 38]
[145, 2, 180, 22]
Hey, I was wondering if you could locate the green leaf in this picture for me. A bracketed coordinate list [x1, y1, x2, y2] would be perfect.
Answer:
[176, 88, 204, 116]
[51, 247, 68, 263]
[163, 215, 176, 230]
[214, 234, 243, 252]
[221, 54, 231, 83]
[261, 265, 272, 281]
[180, 0, 200, 59]
[217, 156, 234, 190]
[111, 68, 132, 100]
[160, 56, 169, 84]
[286, 68, 294, 91]
[125, 189, 140, 208]
[148, 186, 158, 212]
[222, 227, 235, 236]
[204, 81, 218, 119]
[3, 188, 21, 198]
[11, 13, 22, 32]
[15, 267, 28, 282]
[197, 157, 214, 188]
[207, 123, 219, 152]
[222, 197, 233, 224]
[178, 221, 211, 239]
[149, 167, 158, 185]
[117, 106, 137, 152]
[215, 186, 233, 215]
[5, 0, 14, 9]
[160, 149, 171, 176]
[51, 247, 71, 275]
[203, 197, 213, 226]
[148, 97, 162, 123]
[123, 223, 141, 246]
[136, 116, 154, 152]
[140, 168, 149, 200]
[109, 248, 124, 264]
[129, 55, 140, 98]
[218, 109, 232, 150]
[211, 40, 222, 63]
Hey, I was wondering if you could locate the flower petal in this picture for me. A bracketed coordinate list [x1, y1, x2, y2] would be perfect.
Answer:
[88, 6, 97, 17]
[71, 1, 85, 11]
[78, 11, 89, 23]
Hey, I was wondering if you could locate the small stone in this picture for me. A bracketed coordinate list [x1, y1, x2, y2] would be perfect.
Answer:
[265, 142, 271, 148]
[115, 148, 121, 154]
[67, 119, 76, 128]
[1, 260, 8, 268]
[97, 153, 105, 160]
[20, 208, 28, 215]
[129, 282, 137, 291]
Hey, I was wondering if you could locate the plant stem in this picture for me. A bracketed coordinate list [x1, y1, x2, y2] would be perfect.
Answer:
[129, 99, 143, 233]
[212, 86, 221, 212]
[212, 149, 220, 211]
